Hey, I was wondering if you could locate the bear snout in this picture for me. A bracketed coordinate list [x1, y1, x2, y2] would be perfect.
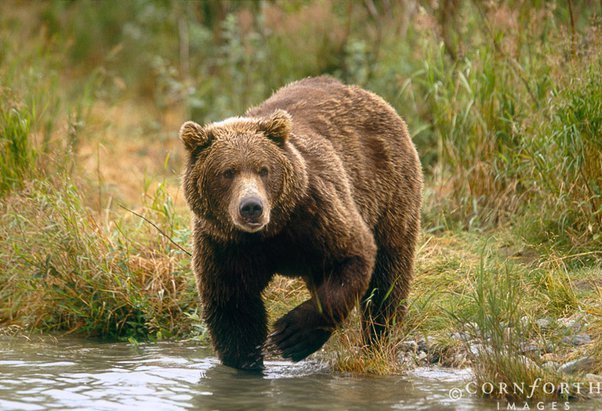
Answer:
[239, 196, 264, 222]
[229, 174, 270, 233]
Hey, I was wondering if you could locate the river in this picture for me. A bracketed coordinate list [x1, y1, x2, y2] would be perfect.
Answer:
[0, 336, 598, 410]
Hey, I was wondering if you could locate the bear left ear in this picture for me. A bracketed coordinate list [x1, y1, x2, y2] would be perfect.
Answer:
[258, 109, 292, 146]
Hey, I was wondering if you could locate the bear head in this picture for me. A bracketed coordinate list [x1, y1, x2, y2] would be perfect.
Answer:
[180, 110, 308, 240]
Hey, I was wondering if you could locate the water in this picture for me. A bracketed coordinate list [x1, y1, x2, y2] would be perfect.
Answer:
[0, 337, 598, 410]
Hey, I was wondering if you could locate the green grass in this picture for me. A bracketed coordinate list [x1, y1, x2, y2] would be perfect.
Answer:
[0, 0, 600, 402]
[0, 100, 35, 196]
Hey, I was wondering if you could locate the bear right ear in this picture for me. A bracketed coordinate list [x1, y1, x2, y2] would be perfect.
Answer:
[179, 121, 212, 152]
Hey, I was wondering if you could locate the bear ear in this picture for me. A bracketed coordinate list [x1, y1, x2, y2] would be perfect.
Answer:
[179, 121, 212, 152]
[258, 109, 292, 146]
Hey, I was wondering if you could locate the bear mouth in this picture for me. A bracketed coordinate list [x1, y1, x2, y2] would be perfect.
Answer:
[235, 220, 267, 233]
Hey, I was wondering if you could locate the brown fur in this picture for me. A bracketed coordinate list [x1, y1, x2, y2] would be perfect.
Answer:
[180, 76, 422, 370]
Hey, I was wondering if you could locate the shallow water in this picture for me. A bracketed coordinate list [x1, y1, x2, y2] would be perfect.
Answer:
[0, 337, 598, 410]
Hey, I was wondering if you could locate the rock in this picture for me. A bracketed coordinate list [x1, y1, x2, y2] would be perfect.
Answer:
[429, 352, 441, 364]
[562, 334, 592, 346]
[401, 340, 418, 352]
[398, 352, 415, 366]
[520, 342, 540, 354]
[558, 316, 588, 332]
[520, 316, 530, 328]
[535, 318, 553, 330]
[469, 343, 483, 356]
[417, 338, 428, 353]
[543, 361, 560, 371]
[542, 353, 559, 362]
[417, 351, 428, 361]
[558, 357, 594, 375]
[451, 332, 465, 341]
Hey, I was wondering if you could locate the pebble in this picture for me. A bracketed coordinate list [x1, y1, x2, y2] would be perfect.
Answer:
[401, 340, 418, 352]
[429, 352, 441, 364]
[543, 361, 560, 371]
[535, 318, 552, 330]
[469, 343, 483, 356]
[541, 353, 559, 362]
[520, 343, 540, 354]
[558, 357, 594, 375]
[451, 332, 465, 341]
[558, 315, 589, 331]
[561, 334, 592, 346]
[398, 352, 413, 366]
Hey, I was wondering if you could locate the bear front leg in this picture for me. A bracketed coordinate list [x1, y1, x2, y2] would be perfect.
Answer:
[203, 292, 267, 371]
[269, 255, 373, 362]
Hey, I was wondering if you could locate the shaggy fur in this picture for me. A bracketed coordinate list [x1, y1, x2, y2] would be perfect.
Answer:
[180, 76, 422, 370]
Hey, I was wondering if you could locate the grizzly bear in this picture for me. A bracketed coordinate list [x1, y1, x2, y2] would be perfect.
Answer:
[180, 76, 422, 371]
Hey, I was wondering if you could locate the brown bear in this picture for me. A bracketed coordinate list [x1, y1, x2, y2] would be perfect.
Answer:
[180, 76, 422, 371]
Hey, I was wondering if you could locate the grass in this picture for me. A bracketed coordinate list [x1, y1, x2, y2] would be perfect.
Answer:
[0, 99, 35, 196]
[0, 179, 197, 340]
[0, 0, 600, 403]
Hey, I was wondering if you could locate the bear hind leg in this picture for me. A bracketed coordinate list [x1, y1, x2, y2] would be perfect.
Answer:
[361, 230, 415, 346]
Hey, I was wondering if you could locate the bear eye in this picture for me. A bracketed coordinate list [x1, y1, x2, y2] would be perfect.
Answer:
[223, 168, 235, 179]
[259, 167, 269, 177]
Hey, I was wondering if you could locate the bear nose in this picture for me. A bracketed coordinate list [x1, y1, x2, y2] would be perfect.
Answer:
[239, 197, 263, 222]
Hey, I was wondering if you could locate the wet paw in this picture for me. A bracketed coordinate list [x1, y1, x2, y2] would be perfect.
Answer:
[222, 353, 265, 372]
[266, 308, 333, 362]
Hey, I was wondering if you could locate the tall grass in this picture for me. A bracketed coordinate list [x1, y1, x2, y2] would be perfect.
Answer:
[449, 251, 570, 402]
[0, 99, 34, 196]
[526, 49, 602, 248]
[15, 1, 600, 250]
[0, 180, 196, 340]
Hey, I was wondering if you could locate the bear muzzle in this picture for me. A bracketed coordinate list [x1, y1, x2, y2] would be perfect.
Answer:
[229, 174, 270, 233]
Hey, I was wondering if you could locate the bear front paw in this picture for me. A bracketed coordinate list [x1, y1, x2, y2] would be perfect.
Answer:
[221, 352, 265, 372]
[266, 307, 333, 362]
